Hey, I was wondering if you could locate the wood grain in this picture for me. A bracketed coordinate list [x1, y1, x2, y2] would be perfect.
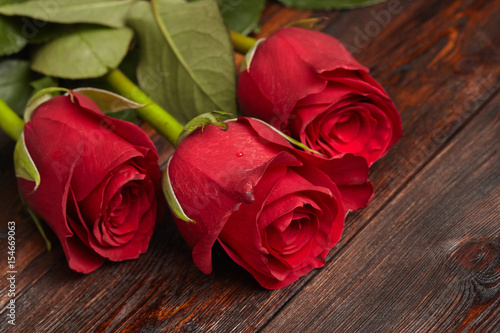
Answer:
[0, 0, 499, 331]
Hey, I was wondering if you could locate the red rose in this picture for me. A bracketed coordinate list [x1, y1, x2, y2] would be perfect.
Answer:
[238, 27, 402, 165]
[17, 92, 163, 273]
[166, 117, 372, 289]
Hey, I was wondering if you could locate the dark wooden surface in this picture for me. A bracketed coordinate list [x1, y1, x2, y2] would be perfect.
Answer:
[1, 0, 499, 332]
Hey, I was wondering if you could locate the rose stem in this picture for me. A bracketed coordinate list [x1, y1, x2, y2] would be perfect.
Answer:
[104, 68, 184, 147]
[230, 31, 257, 54]
[0, 97, 24, 141]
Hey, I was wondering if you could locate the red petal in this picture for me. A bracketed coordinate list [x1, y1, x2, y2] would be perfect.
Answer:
[237, 71, 282, 128]
[217, 165, 287, 277]
[301, 153, 373, 211]
[241, 29, 328, 124]
[20, 118, 81, 242]
[18, 118, 108, 273]
[277, 27, 368, 74]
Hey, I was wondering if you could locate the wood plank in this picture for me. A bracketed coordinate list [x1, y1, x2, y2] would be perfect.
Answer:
[262, 88, 500, 333]
[0, 0, 499, 331]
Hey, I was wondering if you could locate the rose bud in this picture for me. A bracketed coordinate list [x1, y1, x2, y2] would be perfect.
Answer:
[16, 92, 163, 273]
[238, 27, 402, 166]
[164, 117, 373, 289]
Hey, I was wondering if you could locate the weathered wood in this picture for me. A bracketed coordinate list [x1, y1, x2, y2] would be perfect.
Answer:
[262, 91, 500, 333]
[0, 0, 499, 331]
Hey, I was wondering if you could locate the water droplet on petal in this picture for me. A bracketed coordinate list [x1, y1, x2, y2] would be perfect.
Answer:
[236, 152, 244, 157]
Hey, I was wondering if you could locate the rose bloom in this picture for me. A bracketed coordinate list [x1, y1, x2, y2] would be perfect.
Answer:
[17, 92, 163, 273]
[238, 27, 402, 166]
[166, 117, 372, 289]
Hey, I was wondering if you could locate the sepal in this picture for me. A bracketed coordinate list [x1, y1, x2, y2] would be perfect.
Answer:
[241, 38, 265, 72]
[13, 132, 40, 192]
[74, 87, 145, 114]
[286, 17, 327, 31]
[231, 117, 323, 156]
[24, 87, 71, 122]
[162, 157, 195, 224]
[19, 190, 52, 251]
[176, 111, 232, 145]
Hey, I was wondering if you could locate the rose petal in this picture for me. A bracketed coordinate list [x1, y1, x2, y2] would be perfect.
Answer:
[295, 83, 352, 107]
[18, 118, 109, 273]
[240, 29, 328, 126]
[297, 151, 373, 212]
[78, 163, 143, 227]
[322, 70, 388, 97]
[278, 28, 368, 74]
[218, 165, 287, 276]
[265, 210, 318, 265]
[66, 189, 106, 273]
[238, 71, 281, 128]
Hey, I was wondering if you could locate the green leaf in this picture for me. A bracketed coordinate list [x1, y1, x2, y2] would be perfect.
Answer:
[0, 1, 29, 5]
[0, 16, 27, 56]
[0, 59, 32, 116]
[73, 87, 144, 114]
[31, 25, 133, 79]
[218, 0, 265, 35]
[14, 132, 41, 192]
[127, 0, 236, 124]
[162, 157, 195, 224]
[278, 0, 384, 10]
[0, 0, 136, 28]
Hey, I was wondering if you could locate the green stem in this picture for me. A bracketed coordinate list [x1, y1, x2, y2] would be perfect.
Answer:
[105, 68, 183, 147]
[0, 97, 24, 141]
[230, 30, 257, 54]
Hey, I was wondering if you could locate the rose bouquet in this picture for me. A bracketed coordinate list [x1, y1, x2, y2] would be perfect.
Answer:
[0, 0, 401, 289]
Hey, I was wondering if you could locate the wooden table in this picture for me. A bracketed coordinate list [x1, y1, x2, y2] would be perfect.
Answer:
[1, 0, 499, 331]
